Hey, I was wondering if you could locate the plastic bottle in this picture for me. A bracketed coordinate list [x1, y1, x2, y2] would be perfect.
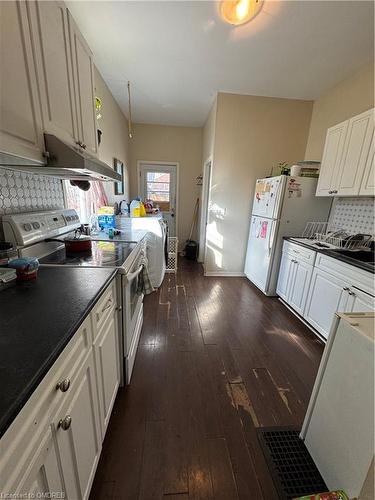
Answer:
[140, 202, 146, 217]
[130, 199, 141, 217]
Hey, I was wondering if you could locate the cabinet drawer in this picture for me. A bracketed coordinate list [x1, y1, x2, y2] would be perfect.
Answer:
[315, 253, 374, 295]
[92, 280, 117, 340]
[283, 240, 316, 265]
[0, 315, 92, 493]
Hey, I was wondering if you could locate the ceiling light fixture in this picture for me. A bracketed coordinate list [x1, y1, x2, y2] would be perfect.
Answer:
[220, 0, 264, 26]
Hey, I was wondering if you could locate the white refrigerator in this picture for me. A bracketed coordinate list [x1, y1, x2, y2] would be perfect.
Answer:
[244, 175, 331, 296]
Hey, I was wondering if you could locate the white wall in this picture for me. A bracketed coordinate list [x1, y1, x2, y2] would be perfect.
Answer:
[205, 92, 313, 275]
[129, 123, 203, 245]
[94, 67, 130, 205]
[305, 62, 374, 160]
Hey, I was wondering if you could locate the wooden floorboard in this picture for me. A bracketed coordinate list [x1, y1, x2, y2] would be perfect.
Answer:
[90, 260, 324, 500]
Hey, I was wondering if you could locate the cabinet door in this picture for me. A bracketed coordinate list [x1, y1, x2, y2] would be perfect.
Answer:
[348, 288, 374, 313]
[288, 260, 313, 316]
[29, 0, 78, 146]
[316, 120, 348, 196]
[304, 268, 349, 339]
[14, 427, 65, 498]
[276, 252, 294, 301]
[337, 109, 374, 196]
[0, 1, 44, 163]
[359, 131, 375, 196]
[68, 10, 98, 156]
[55, 350, 101, 500]
[94, 308, 120, 438]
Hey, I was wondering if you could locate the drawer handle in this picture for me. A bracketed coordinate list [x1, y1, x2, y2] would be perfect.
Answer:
[56, 378, 71, 393]
[348, 291, 356, 296]
[58, 415, 72, 431]
[343, 287, 349, 291]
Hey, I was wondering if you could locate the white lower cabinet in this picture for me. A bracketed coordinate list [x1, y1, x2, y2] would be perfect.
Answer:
[303, 268, 349, 339]
[0, 279, 121, 500]
[93, 307, 120, 438]
[348, 288, 375, 313]
[15, 427, 64, 497]
[55, 349, 101, 500]
[288, 260, 313, 316]
[276, 246, 314, 316]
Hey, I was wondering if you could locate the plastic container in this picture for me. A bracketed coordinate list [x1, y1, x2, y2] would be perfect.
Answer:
[130, 199, 141, 217]
[8, 257, 39, 281]
[97, 214, 116, 229]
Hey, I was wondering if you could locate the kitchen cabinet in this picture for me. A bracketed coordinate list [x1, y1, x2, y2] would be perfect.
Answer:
[55, 349, 101, 500]
[92, 285, 120, 438]
[14, 428, 64, 497]
[348, 287, 374, 313]
[304, 268, 350, 339]
[316, 108, 374, 197]
[0, 279, 120, 499]
[277, 241, 315, 316]
[68, 10, 98, 156]
[316, 120, 348, 196]
[276, 251, 294, 301]
[28, 0, 78, 146]
[336, 109, 374, 196]
[0, 1, 98, 165]
[0, 1, 44, 164]
[359, 132, 375, 195]
[288, 259, 313, 316]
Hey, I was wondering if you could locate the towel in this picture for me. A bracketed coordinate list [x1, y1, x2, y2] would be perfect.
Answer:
[137, 254, 155, 295]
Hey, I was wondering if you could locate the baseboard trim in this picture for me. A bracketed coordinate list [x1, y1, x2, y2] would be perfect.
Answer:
[204, 271, 246, 277]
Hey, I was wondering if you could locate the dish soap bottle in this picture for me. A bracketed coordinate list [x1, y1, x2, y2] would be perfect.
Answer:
[130, 199, 141, 217]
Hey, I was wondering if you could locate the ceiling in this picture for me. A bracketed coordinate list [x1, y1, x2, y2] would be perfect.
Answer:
[67, 1, 374, 127]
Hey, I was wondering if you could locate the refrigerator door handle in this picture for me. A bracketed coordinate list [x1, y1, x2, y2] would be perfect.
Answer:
[268, 221, 276, 257]
[273, 179, 283, 218]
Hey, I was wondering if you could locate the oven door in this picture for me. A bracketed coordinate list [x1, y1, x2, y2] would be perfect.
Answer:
[123, 250, 144, 357]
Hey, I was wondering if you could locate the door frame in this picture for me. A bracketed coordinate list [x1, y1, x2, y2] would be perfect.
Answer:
[198, 157, 212, 264]
[137, 160, 179, 237]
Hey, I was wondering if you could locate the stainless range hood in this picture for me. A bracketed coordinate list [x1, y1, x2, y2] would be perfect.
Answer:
[0, 134, 121, 182]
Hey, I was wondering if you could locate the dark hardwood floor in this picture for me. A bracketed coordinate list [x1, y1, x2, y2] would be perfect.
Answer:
[90, 260, 324, 500]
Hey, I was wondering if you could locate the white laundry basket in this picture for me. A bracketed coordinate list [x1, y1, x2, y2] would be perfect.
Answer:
[166, 237, 178, 273]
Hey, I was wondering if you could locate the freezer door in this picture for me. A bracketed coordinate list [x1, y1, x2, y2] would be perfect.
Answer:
[252, 176, 284, 219]
[244, 216, 278, 294]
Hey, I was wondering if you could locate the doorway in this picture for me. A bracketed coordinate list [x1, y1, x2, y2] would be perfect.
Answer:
[138, 162, 178, 237]
[198, 158, 212, 263]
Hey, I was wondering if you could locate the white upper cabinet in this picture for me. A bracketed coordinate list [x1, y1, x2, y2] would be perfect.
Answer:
[316, 108, 374, 197]
[359, 131, 375, 196]
[316, 120, 348, 196]
[336, 109, 374, 196]
[68, 10, 98, 156]
[0, 1, 98, 164]
[28, 1, 78, 146]
[0, 1, 44, 164]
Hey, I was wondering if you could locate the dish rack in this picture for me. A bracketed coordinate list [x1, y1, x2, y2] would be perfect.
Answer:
[302, 222, 372, 250]
[166, 237, 178, 273]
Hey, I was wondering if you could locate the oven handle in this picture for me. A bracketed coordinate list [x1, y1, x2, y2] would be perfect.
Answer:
[127, 264, 144, 283]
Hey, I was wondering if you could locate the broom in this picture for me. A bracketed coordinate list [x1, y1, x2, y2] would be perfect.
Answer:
[183, 198, 200, 259]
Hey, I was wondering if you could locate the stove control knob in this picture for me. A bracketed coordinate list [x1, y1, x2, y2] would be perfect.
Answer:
[23, 223, 32, 232]
[32, 222, 40, 229]
[66, 216, 71, 222]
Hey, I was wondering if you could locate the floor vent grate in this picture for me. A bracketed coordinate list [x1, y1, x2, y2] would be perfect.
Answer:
[257, 427, 328, 499]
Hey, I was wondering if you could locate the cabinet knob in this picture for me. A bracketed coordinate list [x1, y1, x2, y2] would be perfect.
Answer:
[81, 143, 87, 150]
[343, 287, 349, 291]
[348, 291, 355, 296]
[58, 415, 72, 431]
[56, 378, 71, 392]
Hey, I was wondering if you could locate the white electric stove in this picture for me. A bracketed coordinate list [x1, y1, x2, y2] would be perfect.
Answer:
[2, 209, 146, 385]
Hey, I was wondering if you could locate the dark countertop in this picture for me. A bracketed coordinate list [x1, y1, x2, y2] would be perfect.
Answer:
[0, 266, 117, 438]
[284, 237, 374, 274]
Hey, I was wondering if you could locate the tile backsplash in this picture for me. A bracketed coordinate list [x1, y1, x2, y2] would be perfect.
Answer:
[329, 197, 374, 236]
[0, 168, 65, 216]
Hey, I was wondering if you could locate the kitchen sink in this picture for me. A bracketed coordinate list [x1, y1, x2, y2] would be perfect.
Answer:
[332, 249, 375, 264]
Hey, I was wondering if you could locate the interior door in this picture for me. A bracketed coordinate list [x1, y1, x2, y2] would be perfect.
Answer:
[140, 164, 177, 236]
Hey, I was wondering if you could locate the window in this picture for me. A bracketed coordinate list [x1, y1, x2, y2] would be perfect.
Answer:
[146, 172, 170, 210]
[64, 181, 108, 223]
